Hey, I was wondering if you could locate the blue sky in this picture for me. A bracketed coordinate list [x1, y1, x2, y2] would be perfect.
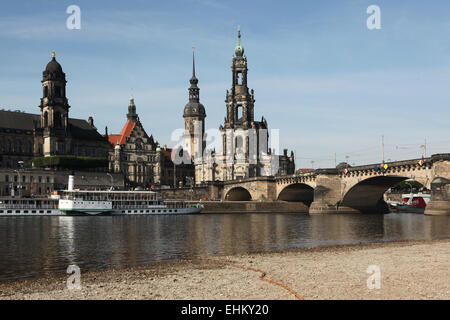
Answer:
[1, 0, 450, 168]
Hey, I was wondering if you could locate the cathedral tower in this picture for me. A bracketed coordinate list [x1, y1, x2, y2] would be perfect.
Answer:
[183, 48, 206, 163]
[223, 26, 256, 130]
[39, 51, 71, 156]
[218, 27, 269, 180]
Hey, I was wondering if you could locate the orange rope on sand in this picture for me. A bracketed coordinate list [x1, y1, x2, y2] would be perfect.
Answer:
[205, 258, 305, 300]
[228, 263, 305, 300]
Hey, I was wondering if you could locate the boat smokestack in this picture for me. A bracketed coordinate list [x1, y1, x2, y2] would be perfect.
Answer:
[68, 175, 74, 191]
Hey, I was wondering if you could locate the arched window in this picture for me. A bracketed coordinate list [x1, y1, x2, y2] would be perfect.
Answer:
[43, 86, 48, 97]
[43, 112, 48, 127]
[54, 111, 62, 127]
[237, 105, 243, 121]
[237, 72, 242, 85]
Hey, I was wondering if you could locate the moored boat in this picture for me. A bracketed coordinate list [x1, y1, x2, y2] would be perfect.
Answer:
[395, 193, 430, 213]
[58, 189, 203, 216]
[0, 175, 203, 216]
[0, 197, 61, 216]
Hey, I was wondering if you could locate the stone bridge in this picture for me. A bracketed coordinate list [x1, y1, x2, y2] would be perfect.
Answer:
[218, 154, 450, 215]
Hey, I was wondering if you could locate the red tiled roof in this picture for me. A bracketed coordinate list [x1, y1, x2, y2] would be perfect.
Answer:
[107, 134, 121, 146]
[107, 120, 136, 146]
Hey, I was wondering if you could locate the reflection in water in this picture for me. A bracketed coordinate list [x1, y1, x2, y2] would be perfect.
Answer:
[1, 213, 450, 281]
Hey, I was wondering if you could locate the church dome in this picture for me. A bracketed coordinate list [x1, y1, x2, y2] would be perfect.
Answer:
[45, 52, 63, 73]
[183, 102, 205, 117]
[43, 52, 65, 81]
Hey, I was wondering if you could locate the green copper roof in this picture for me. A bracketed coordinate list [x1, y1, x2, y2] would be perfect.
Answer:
[235, 26, 244, 57]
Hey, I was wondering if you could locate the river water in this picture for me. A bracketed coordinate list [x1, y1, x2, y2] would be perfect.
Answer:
[1, 213, 450, 281]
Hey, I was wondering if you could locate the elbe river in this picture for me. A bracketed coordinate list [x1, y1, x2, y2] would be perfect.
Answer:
[1, 213, 450, 281]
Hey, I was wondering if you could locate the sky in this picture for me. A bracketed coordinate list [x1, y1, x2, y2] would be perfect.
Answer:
[1, 0, 450, 169]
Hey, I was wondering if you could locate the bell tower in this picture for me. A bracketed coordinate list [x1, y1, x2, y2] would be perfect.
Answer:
[183, 47, 206, 163]
[224, 26, 255, 130]
[39, 51, 71, 156]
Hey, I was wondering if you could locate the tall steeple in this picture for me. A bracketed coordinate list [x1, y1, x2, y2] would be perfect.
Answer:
[183, 47, 205, 118]
[183, 46, 206, 162]
[188, 46, 200, 103]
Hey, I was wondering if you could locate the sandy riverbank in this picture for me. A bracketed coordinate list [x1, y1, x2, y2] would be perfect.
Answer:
[1, 239, 450, 300]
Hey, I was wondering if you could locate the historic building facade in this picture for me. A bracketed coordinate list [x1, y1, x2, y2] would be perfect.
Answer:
[0, 52, 113, 195]
[186, 28, 295, 184]
[108, 98, 194, 189]
[0, 53, 110, 168]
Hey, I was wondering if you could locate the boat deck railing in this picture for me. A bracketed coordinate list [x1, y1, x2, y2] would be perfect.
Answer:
[0, 204, 56, 209]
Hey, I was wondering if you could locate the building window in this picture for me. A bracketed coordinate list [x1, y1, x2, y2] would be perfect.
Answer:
[5, 175, 9, 182]
[22, 176, 26, 183]
[43, 112, 48, 127]
[237, 105, 243, 121]
[15, 140, 21, 153]
[26, 141, 32, 154]
[54, 111, 62, 128]
[5, 140, 11, 153]
[38, 176, 42, 183]
[46, 176, 50, 183]
[57, 142, 64, 154]
[43, 86, 48, 97]
[237, 72, 242, 85]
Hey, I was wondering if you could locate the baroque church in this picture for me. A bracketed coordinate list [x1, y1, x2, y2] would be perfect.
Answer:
[0, 52, 111, 169]
[183, 28, 295, 184]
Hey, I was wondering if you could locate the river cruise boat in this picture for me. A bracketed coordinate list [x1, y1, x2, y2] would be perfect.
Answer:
[0, 197, 61, 216]
[0, 175, 203, 216]
[58, 190, 203, 216]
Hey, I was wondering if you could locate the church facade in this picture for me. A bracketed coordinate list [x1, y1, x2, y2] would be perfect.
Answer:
[184, 28, 295, 184]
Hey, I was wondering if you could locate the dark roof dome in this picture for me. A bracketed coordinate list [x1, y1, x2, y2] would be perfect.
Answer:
[183, 102, 205, 117]
[45, 52, 63, 73]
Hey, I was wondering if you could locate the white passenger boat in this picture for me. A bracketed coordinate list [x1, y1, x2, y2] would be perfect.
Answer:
[58, 189, 203, 216]
[0, 197, 61, 216]
[0, 175, 203, 216]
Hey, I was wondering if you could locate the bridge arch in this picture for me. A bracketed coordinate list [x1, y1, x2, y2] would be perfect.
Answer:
[224, 187, 252, 201]
[341, 175, 409, 213]
[277, 183, 314, 206]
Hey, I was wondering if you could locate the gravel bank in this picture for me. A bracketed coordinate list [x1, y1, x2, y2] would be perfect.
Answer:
[1, 239, 450, 300]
